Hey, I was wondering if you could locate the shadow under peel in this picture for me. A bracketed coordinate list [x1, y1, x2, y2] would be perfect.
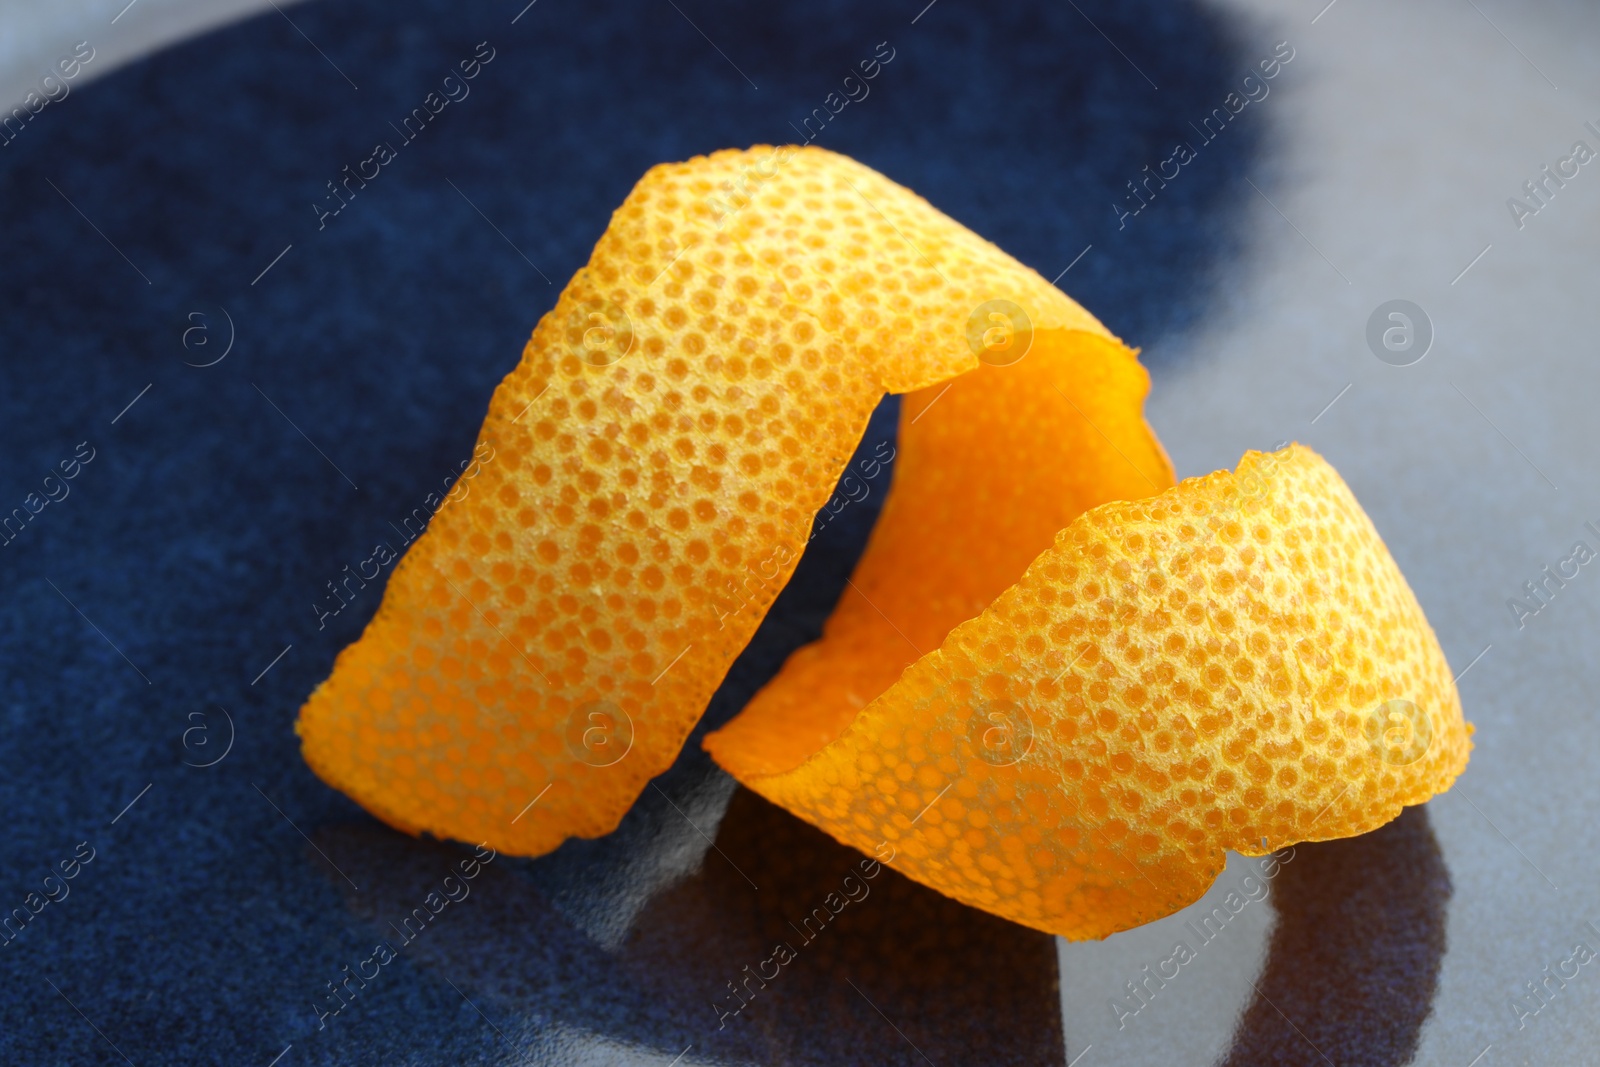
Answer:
[1219, 804, 1451, 1067]
[315, 787, 1064, 1067]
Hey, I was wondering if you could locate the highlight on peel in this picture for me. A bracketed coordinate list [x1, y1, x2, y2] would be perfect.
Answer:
[706, 445, 1472, 941]
[294, 145, 1167, 857]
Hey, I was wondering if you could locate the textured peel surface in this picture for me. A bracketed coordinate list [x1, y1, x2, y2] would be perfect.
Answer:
[703, 329, 1173, 779]
[295, 145, 1160, 857]
[708, 445, 1471, 940]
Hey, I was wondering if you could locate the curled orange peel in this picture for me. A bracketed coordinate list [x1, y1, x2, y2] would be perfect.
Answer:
[707, 444, 1471, 939]
[296, 146, 1470, 940]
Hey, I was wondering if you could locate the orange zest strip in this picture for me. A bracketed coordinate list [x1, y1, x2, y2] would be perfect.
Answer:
[297, 146, 1469, 941]
[295, 146, 1165, 859]
[706, 445, 1472, 940]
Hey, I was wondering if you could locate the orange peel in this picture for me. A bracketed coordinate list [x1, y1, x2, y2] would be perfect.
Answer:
[706, 444, 1471, 939]
[295, 145, 1162, 858]
[296, 145, 1470, 941]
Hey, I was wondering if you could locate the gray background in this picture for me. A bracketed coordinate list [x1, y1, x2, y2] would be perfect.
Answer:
[1091, 2, 1600, 1065]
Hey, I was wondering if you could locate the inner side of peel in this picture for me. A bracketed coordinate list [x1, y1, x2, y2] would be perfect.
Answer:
[704, 327, 1174, 779]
